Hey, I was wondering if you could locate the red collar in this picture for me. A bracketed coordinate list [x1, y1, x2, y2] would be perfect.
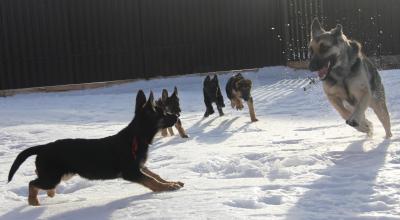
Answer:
[131, 136, 139, 160]
[131, 137, 149, 160]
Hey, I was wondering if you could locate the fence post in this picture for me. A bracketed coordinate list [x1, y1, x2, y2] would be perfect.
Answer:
[280, 0, 290, 64]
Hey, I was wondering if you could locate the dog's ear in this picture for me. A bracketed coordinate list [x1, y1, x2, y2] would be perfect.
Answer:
[172, 86, 178, 97]
[205, 75, 211, 81]
[147, 91, 154, 105]
[311, 18, 324, 38]
[136, 90, 147, 113]
[162, 89, 168, 101]
[349, 40, 361, 55]
[247, 79, 253, 87]
[331, 24, 343, 38]
[213, 75, 218, 82]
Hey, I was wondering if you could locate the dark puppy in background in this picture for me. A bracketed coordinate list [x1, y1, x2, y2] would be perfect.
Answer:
[156, 87, 188, 138]
[203, 75, 225, 117]
[8, 90, 184, 206]
[226, 73, 258, 122]
[309, 18, 392, 138]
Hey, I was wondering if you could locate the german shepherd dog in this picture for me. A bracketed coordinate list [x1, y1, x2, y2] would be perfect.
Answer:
[156, 87, 189, 138]
[8, 90, 184, 206]
[309, 18, 392, 138]
[226, 73, 258, 122]
[203, 75, 225, 117]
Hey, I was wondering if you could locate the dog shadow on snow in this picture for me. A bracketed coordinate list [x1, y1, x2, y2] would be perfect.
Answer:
[0, 205, 45, 220]
[286, 139, 392, 220]
[191, 116, 247, 144]
[153, 116, 247, 149]
[52, 193, 153, 220]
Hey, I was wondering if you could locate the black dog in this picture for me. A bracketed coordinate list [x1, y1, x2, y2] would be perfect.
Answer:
[226, 73, 258, 122]
[156, 87, 188, 138]
[8, 90, 184, 206]
[203, 75, 225, 117]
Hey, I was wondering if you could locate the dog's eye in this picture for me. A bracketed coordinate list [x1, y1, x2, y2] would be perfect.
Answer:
[319, 43, 330, 54]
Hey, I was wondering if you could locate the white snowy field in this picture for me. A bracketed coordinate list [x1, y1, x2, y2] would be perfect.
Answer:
[0, 66, 399, 220]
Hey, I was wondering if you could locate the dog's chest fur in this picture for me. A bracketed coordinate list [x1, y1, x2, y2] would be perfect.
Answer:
[323, 71, 359, 106]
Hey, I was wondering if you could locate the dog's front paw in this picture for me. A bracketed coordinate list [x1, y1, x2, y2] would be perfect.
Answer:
[165, 182, 183, 191]
[181, 134, 189, 138]
[386, 132, 393, 139]
[170, 181, 184, 187]
[251, 118, 259, 122]
[152, 183, 182, 192]
[204, 111, 211, 118]
[346, 119, 359, 127]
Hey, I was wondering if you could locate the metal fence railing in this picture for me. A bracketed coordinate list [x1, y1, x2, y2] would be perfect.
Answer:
[1, 0, 399, 90]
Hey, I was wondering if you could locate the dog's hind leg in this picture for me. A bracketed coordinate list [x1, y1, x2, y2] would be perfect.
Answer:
[29, 177, 60, 206]
[371, 99, 392, 138]
[168, 127, 175, 136]
[175, 119, 189, 138]
[28, 181, 40, 206]
[247, 97, 258, 122]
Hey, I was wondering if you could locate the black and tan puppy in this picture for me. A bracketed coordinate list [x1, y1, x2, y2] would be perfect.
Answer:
[8, 90, 184, 206]
[226, 73, 258, 122]
[156, 87, 188, 138]
[203, 75, 225, 117]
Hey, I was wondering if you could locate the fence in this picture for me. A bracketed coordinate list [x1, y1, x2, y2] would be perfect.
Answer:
[285, 0, 400, 61]
[0, 0, 285, 90]
[1, 0, 400, 90]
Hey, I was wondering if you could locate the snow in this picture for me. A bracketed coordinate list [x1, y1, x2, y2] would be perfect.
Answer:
[0, 66, 399, 219]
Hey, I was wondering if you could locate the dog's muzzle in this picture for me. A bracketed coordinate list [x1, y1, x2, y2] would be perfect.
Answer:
[309, 56, 335, 81]
[161, 114, 178, 128]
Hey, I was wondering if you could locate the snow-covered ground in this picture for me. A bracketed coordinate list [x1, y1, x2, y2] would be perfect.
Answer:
[0, 66, 399, 220]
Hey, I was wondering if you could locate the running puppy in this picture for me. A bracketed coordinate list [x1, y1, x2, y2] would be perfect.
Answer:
[203, 75, 225, 117]
[8, 90, 184, 206]
[156, 87, 188, 138]
[226, 73, 258, 122]
[309, 18, 392, 138]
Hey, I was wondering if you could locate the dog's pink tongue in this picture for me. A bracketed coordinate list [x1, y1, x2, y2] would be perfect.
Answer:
[318, 66, 329, 79]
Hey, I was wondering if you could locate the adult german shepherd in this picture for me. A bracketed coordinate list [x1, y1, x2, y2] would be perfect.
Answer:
[8, 90, 184, 206]
[156, 87, 189, 138]
[309, 18, 392, 138]
[226, 73, 258, 122]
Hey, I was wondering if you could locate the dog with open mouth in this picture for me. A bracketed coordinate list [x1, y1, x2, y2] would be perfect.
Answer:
[309, 18, 392, 138]
[8, 90, 184, 206]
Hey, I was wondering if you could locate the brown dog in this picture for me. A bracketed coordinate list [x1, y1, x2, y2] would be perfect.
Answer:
[225, 73, 258, 122]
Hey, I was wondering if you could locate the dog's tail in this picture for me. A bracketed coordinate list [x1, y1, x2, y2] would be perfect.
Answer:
[8, 145, 44, 182]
